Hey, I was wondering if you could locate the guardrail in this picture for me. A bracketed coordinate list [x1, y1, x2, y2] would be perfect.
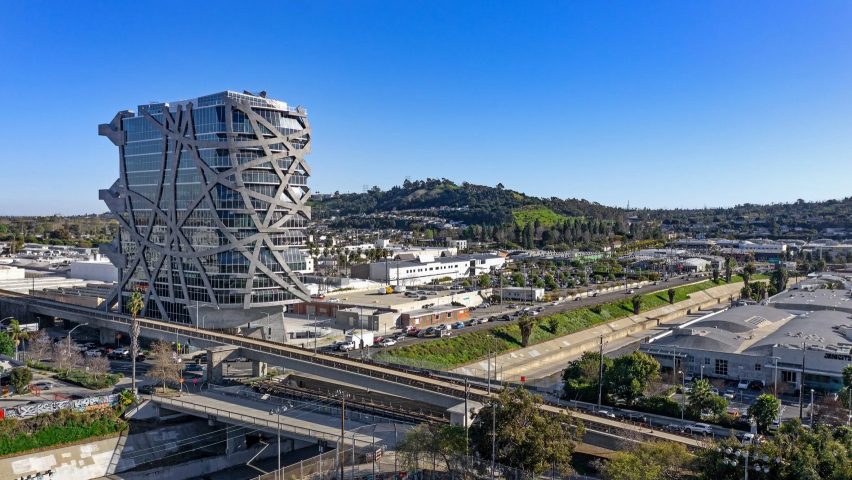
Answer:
[144, 394, 375, 446]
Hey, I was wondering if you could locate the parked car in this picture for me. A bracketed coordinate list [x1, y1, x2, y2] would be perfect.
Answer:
[710, 387, 720, 396]
[596, 409, 616, 419]
[84, 349, 103, 357]
[440, 329, 452, 337]
[453, 321, 465, 329]
[737, 379, 749, 390]
[434, 324, 448, 331]
[338, 341, 356, 352]
[479, 317, 491, 324]
[737, 432, 756, 445]
[379, 338, 397, 347]
[407, 328, 421, 337]
[185, 363, 204, 372]
[747, 380, 765, 391]
[627, 289, 635, 294]
[500, 315, 512, 321]
[32, 381, 54, 390]
[466, 319, 478, 327]
[723, 389, 736, 400]
[685, 423, 713, 435]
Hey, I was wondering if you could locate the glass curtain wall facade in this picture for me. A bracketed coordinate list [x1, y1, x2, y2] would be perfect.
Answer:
[99, 91, 312, 326]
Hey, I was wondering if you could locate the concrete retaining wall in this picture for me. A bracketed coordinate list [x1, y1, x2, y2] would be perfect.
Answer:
[462, 282, 746, 380]
[0, 435, 121, 480]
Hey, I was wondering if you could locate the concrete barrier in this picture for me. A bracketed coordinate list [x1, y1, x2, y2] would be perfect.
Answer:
[0, 435, 121, 480]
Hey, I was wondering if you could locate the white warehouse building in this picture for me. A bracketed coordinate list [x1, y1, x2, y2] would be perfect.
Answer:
[350, 254, 505, 286]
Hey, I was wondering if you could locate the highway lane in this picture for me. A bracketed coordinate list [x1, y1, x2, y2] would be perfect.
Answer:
[366, 274, 708, 352]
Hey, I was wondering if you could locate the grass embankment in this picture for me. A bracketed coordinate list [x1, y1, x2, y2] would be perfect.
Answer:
[511, 206, 572, 228]
[0, 408, 126, 457]
[376, 276, 761, 370]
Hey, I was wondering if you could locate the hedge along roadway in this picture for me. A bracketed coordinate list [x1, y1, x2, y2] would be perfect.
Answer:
[374, 275, 763, 370]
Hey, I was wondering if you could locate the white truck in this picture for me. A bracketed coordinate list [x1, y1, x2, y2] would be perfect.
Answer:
[345, 330, 374, 349]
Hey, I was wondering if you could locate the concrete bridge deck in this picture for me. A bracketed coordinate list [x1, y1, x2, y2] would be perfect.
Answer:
[0, 289, 705, 450]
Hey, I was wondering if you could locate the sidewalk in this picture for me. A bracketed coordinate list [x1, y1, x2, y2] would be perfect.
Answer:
[451, 282, 744, 382]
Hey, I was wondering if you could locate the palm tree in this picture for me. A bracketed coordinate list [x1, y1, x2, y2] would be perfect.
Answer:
[127, 291, 145, 394]
[631, 295, 643, 315]
[724, 256, 734, 283]
[517, 314, 537, 347]
[6, 319, 29, 361]
[743, 262, 757, 288]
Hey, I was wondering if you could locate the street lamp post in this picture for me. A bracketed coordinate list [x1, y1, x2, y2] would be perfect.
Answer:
[679, 370, 686, 421]
[700, 365, 705, 380]
[810, 389, 815, 428]
[194, 302, 218, 330]
[268, 403, 290, 480]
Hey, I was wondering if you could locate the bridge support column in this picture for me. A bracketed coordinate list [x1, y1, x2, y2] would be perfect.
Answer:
[226, 428, 246, 453]
[251, 360, 267, 378]
[206, 345, 239, 384]
[99, 327, 118, 345]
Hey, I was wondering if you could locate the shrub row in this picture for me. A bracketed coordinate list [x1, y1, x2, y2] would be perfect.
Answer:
[0, 408, 126, 457]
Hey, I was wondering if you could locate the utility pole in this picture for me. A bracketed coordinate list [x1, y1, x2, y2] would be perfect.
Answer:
[597, 335, 604, 411]
[464, 379, 470, 479]
[799, 342, 806, 420]
[491, 400, 496, 480]
[339, 392, 346, 480]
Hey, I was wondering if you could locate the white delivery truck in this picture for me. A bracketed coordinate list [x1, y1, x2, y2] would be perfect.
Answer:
[345, 330, 374, 349]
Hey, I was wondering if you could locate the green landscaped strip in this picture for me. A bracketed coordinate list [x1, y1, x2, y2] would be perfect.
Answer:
[375, 276, 764, 370]
[0, 409, 126, 457]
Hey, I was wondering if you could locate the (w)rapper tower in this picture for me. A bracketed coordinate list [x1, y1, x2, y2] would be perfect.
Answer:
[99, 90, 312, 328]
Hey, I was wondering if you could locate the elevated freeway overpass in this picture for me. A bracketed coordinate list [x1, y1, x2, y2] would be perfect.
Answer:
[0, 289, 706, 451]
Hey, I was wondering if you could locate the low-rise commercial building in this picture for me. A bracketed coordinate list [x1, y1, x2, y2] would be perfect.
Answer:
[400, 305, 470, 328]
[499, 287, 545, 302]
[640, 302, 852, 393]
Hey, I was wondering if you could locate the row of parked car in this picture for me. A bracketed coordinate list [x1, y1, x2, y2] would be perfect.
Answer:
[73, 342, 146, 362]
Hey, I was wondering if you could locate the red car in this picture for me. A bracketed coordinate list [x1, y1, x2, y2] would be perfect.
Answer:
[406, 328, 421, 337]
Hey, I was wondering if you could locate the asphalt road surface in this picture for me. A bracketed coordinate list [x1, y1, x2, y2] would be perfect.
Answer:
[350, 274, 706, 354]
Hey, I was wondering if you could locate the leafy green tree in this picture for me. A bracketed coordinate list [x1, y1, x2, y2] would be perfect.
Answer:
[470, 387, 583, 475]
[547, 316, 560, 334]
[602, 442, 693, 480]
[843, 365, 852, 413]
[477, 273, 491, 289]
[10, 366, 32, 394]
[748, 393, 781, 433]
[604, 351, 660, 405]
[517, 314, 538, 347]
[771, 266, 789, 294]
[397, 424, 466, 475]
[0, 331, 14, 357]
[562, 351, 612, 401]
[631, 294, 643, 314]
[667, 288, 676, 304]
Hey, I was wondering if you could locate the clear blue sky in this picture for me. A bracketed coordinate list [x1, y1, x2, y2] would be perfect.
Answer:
[1, 1, 850, 215]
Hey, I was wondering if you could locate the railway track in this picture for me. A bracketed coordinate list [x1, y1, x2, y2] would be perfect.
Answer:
[1, 289, 705, 448]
